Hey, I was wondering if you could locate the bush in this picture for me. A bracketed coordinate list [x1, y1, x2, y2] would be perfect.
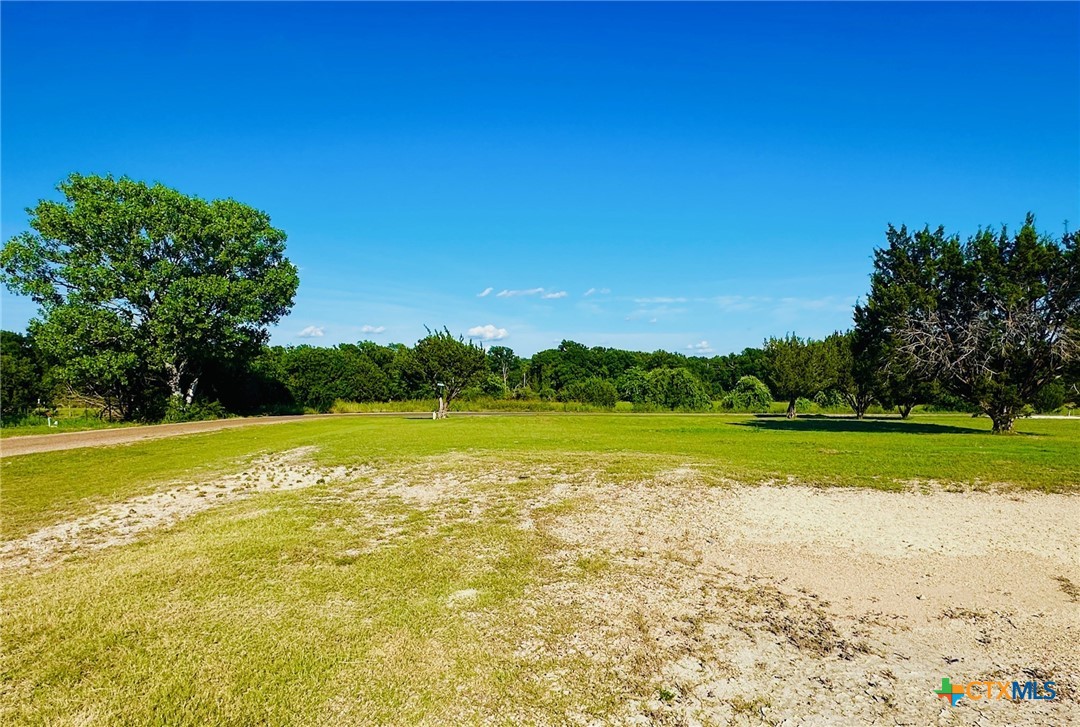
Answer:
[796, 396, 814, 414]
[1033, 382, 1066, 414]
[163, 399, 230, 423]
[615, 367, 649, 404]
[812, 388, 845, 409]
[561, 377, 618, 408]
[724, 376, 772, 412]
[645, 367, 711, 411]
[511, 385, 539, 401]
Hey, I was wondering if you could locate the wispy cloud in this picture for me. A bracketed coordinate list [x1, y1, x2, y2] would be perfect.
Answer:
[468, 324, 509, 341]
[359, 325, 386, 334]
[477, 287, 493, 298]
[687, 340, 714, 354]
[495, 287, 568, 300]
[583, 287, 611, 297]
[297, 325, 324, 338]
[773, 295, 857, 315]
[496, 287, 545, 298]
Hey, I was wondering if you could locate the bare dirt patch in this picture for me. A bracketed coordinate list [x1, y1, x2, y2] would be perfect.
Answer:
[0, 447, 350, 570]
[520, 468, 1080, 726]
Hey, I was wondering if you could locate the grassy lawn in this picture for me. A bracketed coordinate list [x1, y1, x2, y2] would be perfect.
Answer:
[0, 416, 139, 438]
[2, 414, 1077, 725]
[3, 414, 1077, 541]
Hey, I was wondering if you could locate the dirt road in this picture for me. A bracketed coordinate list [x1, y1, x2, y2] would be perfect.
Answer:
[0, 411, 550, 457]
[0, 413, 404, 457]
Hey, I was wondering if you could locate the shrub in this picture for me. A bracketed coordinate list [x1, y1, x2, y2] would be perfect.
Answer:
[163, 399, 230, 423]
[645, 367, 711, 411]
[812, 388, 845, 409]
[615, 367, 649, 404]
[561, 377, 618, 408]
[725, 376, 772, 412]
[1033, 382, 1066, 414]
[511, 385, 539, 401]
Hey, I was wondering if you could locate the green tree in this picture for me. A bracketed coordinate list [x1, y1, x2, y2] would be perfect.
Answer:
[725, 375, 772, 412]
[645, 367, 711, 411]
[0, 330, 50, 419]
[764, 334, 835, 418]
[826, 330, 877, 418]
[412, 328, 487, 418]
[863, 215, 1079, 432]
[615, 366, 650, 403]
[561, 377, 618, 408]
[0, 174, 298, 419]
[487, 345, 518, 391]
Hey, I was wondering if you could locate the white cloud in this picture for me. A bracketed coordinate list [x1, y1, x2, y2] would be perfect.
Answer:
[584, 288, 596, 297]
[360, 325, 386, 334]
[496, 287, 545, 298]
[477, 287, 494, 297]
[297, 325, 324, 338]
[492, 287, 569, 300]
[687, 340, 714, 354]
[467, 324, 509, 341]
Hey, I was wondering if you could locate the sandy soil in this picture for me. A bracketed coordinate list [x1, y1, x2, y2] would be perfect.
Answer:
[5, 452, 1076, 724]
[528, 469, 1080, 726]
[0, 447, 352, 570]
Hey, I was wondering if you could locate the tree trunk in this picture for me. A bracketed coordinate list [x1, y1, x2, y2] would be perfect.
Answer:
[898, 403, 913, 419]
[990, 411, 1015, 434]
[165, 362, 184, 400]
[437, 396, 449, 419]
[786, 398, 796, 419]
[184, 377, 199, 406]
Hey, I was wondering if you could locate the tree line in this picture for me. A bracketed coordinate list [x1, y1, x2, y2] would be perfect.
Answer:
[2, 175, 1077, 432]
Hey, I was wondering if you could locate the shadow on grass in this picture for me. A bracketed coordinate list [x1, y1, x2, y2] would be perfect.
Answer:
[733, 415, 984, 435]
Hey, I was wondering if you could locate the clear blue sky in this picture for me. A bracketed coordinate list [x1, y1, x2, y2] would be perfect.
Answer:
[2, 2, 1077, 356]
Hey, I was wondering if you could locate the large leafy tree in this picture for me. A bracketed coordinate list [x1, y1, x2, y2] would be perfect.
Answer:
[1, 174, 298, 418]
[864, 216, 1079, 432]
[764, 334, 835, 418]
[411, 328, 487, 418]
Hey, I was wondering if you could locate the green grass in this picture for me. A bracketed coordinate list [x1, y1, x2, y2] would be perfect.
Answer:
[4, 414, 1077, 542]
[2, 413, 1078, 724]
[0, 414, 137, 438]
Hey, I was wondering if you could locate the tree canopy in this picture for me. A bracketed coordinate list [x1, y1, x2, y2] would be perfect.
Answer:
[411, 328, 487, 418]
[863, 215, 1079, 432]
[764, 334, 835, 418]
[1, 174, 299, 418]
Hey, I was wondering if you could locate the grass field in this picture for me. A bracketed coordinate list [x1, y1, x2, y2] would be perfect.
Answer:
[2, 414, 1078, 725]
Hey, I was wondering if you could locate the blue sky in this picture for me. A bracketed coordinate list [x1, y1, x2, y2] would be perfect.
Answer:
[2, 2, 1077, 356]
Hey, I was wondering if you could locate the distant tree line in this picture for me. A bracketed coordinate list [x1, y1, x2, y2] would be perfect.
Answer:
[1, 175, 1076, 432]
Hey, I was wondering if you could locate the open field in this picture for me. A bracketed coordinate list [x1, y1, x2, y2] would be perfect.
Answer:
[2, 414, 1078, 725]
